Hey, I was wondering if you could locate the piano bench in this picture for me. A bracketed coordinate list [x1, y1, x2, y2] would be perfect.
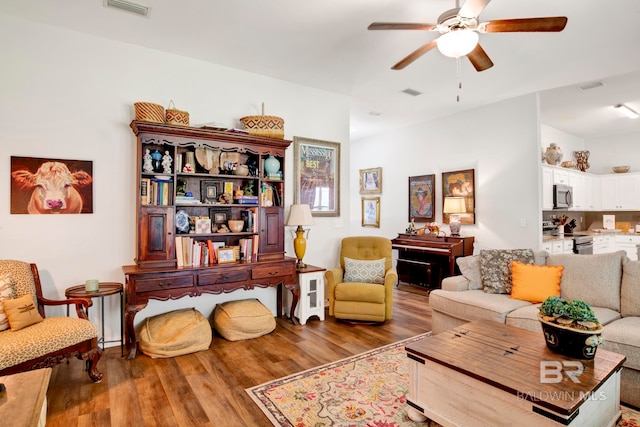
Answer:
[397, 259, 441, 292]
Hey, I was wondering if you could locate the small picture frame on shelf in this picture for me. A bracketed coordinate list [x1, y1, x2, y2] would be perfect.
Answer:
[217, 247, 235, 264]
[210, 208, 229, 224]
[201, 181, 219, 203]
[194, 216, 211, 234]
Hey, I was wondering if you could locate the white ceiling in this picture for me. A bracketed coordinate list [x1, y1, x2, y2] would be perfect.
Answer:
[2, 0, 640, 140]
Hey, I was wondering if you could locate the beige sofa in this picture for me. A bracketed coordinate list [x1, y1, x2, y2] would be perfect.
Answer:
[430, 250, 640, 408]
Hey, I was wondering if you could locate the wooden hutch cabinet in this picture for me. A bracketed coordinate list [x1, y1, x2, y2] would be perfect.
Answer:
[123, 121, 297, 358]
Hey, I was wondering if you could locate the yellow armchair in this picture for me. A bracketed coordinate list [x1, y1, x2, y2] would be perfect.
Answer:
[325, 236, 397, 322]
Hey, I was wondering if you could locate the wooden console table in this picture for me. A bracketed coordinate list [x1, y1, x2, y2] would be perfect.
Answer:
[392, 234, 474, 289]
[122, 257, 296, 359]
[405, 320, 626, 426]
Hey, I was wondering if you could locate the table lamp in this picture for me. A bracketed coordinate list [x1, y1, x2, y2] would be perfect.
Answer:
[285, 204, 314, 268]
[443, 196, 466, 236]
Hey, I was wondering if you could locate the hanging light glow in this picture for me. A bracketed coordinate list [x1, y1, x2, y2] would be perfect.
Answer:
[437, 29, 479, 58]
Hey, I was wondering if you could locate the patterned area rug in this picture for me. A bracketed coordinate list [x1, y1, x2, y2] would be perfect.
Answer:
[247, 333, 640, 427]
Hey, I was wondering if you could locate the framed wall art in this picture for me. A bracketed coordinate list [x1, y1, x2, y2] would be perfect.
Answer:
[442, 169, 475, 224]
[293, 137, 340, 217]
[408, 174, 435, 223]
[10, 156, 94, 214]
[361, 197, 380, 227]
[359, 167, 382, 194]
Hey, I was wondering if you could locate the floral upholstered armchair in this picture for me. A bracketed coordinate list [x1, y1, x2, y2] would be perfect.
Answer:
[325, 236, 397, 323]
[0, 260, 102, 382]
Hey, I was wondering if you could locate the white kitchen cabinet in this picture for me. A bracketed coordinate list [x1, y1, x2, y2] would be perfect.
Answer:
[615, 235, 640, 261]
[542, 166, 554, 210]
[585, 174, 601, 210]
[569, 172, 586, 210]
[544, 239, 574, 254]
[601, 174, 640, 210]
[593, 234, 614, 254]
[552, 168, 570, 185]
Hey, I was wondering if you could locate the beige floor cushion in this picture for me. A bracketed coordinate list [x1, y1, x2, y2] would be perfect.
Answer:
[139, 308, 212, 358]
[213, 299, 275, 341]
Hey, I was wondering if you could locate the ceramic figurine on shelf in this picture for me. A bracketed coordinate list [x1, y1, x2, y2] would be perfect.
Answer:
[162, 151, 172, 174]
[143, 149, 154, 173]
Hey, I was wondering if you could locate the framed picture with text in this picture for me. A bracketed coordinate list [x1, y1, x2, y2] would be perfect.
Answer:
[293, 137, 340, 217]
[408, 174, 435, 223]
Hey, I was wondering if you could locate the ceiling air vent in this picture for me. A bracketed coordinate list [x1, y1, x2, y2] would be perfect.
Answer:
[401, 88, 422, 97]
[577, 81, 605, 91]
[103, 0, 150, 17]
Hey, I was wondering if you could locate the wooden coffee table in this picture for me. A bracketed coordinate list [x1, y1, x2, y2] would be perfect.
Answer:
[0, 368, 51, 427]
[405, 320, 626, 426]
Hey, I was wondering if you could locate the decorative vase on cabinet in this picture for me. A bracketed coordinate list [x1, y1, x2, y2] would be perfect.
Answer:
[574, 150, 590, 172]
[264, 155, 280, 175]
[544, 143, 563, 166]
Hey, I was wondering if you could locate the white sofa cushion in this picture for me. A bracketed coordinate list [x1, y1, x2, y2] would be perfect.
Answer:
[601, 317, 640, 371]
[547, 251, 625, 311]
[430, 289, 531, 324]
[622, 258, 640, 317]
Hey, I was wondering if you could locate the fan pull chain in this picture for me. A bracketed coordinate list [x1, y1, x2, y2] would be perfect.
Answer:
[456, 57, 462, 102]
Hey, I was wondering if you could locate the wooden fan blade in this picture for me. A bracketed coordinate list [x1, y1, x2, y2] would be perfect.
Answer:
[467, 44, 494, 72]
[458, 0, 492, 19]
[483, 17, 568, 33]
[368, 22, 437, 31]
[392, 40, 438, 70]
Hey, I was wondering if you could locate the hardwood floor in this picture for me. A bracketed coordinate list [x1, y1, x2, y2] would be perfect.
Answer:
[46, 283, 432, 427]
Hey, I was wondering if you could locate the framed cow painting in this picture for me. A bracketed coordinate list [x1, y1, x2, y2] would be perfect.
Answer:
[10, 156, 94, 214]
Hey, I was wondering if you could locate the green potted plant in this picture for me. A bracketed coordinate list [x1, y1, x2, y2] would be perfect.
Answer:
[538, 296, 604, 359]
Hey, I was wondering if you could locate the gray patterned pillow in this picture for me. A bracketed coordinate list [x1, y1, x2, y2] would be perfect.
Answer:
[343, 257, 385, 284]
[480, 249, 535, 294]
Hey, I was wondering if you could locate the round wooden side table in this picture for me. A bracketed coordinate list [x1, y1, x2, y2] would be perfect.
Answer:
[65, 282, 124, 356]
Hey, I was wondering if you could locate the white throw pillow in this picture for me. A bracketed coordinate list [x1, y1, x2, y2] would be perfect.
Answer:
[0, 272, 14, 331]
[343, 257, 385, 284]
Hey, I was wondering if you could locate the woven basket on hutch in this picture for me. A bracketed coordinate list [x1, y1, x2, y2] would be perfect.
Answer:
[165, 100, 190, 126]
[134, 102, 165, 123]
[239, 103, 284, 139]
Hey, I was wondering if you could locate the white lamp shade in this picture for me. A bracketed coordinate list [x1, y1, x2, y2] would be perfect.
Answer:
[443, 197, 467, 214]
[286, 204, 314, 226]
[437, 30, 479, 58]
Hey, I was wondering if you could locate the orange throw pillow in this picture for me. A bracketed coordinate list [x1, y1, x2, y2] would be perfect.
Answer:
[510, 261, 563, 303]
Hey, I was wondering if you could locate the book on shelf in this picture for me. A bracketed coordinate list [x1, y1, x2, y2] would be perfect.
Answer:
[175, 236, 184, 267]
[266, 173, 282, 180]
[140, 178, 150, 205]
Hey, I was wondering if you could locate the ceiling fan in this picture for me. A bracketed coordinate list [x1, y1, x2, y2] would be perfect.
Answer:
[368, 0, 567, 72]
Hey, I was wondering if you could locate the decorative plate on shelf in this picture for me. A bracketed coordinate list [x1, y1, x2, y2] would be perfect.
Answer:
[175, 210, 190, 233]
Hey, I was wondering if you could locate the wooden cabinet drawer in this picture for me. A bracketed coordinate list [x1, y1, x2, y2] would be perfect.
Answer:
[135, 274, 194, 292]
[199, 268, 250, 286]
[252, 263, 295, 280]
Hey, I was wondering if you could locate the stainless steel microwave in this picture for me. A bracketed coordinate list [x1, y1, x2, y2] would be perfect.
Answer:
[553, 184, 573, 209]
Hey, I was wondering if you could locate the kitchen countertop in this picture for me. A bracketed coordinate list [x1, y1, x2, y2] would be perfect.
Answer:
[542, 230, 636, 242]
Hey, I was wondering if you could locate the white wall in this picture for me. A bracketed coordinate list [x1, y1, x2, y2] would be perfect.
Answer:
[350, 94, 542, 252]
[0, 14, 350, 342]
[586, 131, 640, 175]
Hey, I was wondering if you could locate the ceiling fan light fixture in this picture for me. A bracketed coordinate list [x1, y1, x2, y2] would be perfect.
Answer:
[437, 29, 479, 58]
[614, 104, 639, 119]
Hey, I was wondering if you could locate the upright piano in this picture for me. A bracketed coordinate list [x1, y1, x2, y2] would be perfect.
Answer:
[391, 234, 474, 290]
